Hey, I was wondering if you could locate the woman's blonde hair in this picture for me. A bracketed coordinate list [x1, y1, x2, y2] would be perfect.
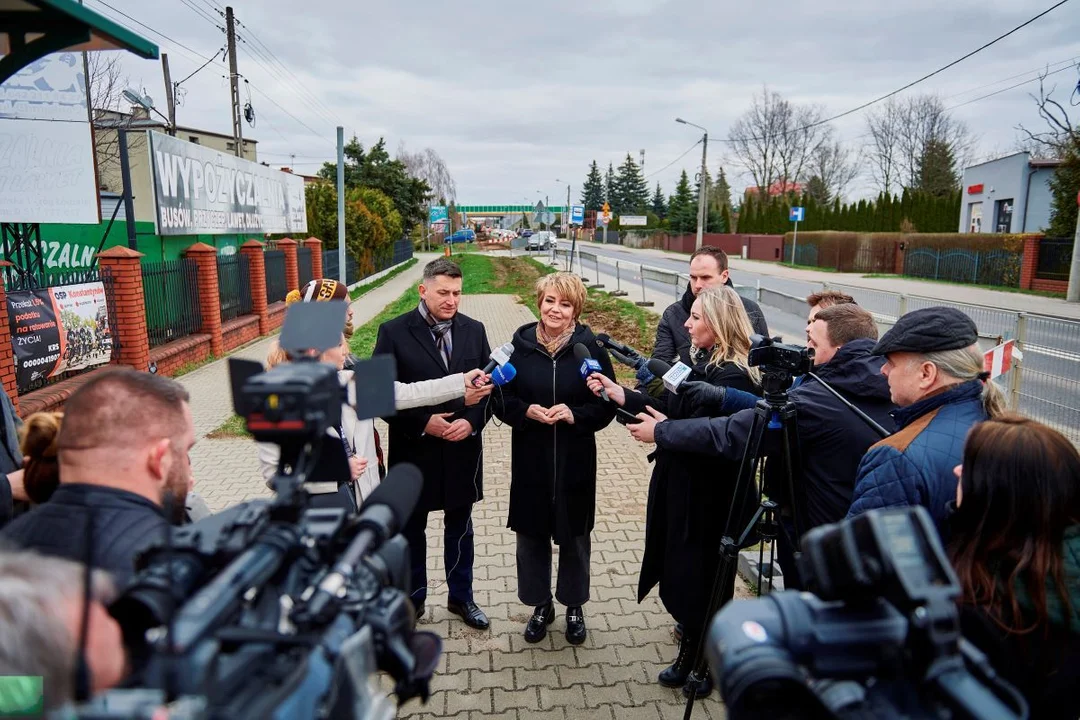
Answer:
[695, 286, 760, 385]
[535, 272, 587, 319]
[19, 411, 63, 505]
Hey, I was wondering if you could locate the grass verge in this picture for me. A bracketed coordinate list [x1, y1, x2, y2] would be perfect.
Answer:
[207, 413, 250, 439]
[349, 258, 418, 300]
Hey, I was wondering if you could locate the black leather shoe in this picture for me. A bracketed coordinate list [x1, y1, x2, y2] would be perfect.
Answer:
[414, 602, 425, 621]
[659, 635, 694, 687]
[565, 606, 586, 645]
[673, 622, 683, 643]
[682, 670, 713, 700]
[447, 599, 490, 630]
[524, 603, 555, 643]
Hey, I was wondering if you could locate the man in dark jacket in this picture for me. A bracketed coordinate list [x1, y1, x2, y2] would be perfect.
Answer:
[847, 307, 1002, 538]
[1, 369, 194, 588]
[636, 304, 896, 589]
[373, 258, 492, 629]
[649, 247, 769, 375]
[0, 387, 26, 528]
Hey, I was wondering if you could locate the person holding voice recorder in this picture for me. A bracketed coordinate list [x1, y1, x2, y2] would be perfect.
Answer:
[585, 285, 761, 699]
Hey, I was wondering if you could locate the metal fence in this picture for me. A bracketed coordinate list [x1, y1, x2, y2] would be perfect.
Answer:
[216, 254, 253, 322]
[297, 247, 314, 287]
[142, 259, 203, 348]
[10, 267, 120, 394]
[264, 250, 287, 304]
[903, 247, 1022, 288]
[1037, 237, 1073, 281]
[321, 238, 414, 287]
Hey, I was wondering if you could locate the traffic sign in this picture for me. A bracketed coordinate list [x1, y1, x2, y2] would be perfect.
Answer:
[790, 206, 805, 223]
[570, 205, 585, 224]
[429, 206, 448, 224]
[601, 202, 611, 224]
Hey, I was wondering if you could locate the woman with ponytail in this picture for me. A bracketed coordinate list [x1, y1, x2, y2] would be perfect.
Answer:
[19, 412, 63, 505]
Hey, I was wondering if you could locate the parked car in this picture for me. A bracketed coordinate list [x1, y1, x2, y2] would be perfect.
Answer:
[528, 231, 553, 250]
[447, 229, 474, 244]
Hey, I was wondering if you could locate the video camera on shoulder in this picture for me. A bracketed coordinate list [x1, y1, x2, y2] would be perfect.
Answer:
[71, 301, 440, 720]
[705, 506, 1029, 720]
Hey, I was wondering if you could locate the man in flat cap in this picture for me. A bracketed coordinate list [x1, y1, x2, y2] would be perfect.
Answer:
[847, 307, 1006, 535]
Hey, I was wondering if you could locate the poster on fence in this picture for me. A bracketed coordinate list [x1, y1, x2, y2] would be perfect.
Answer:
[7, 282, 111, 391]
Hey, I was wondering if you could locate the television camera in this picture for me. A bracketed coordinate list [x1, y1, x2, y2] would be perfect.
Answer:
[69, 301, 440, 719]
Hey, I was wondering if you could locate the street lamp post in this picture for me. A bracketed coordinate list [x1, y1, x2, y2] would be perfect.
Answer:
[556, 178, 571, 269]
[676, 117, 709, 250]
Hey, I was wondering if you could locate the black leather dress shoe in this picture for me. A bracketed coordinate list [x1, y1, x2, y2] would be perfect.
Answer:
[524, 603, 555, 643]
[565, 606, 586, 645]
[447, 599, 490, 629]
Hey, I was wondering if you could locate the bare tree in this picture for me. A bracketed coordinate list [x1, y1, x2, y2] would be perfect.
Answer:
[727, 86, 829, 197]
[1016, 63, 1078, 156]
[895, 95, 975, 189]
[807, 133, 860, 203]
[86, 52, 145, 185]
[396, 142, 457, 204]
[865, 97, 903, 194]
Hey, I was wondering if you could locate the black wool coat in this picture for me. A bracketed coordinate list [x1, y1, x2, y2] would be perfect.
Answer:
[625, 360, 760, 634]
[373, 307, 491, 513]
[492, 322, 616, 544]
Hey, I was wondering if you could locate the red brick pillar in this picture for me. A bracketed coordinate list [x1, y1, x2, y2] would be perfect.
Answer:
[240, 240, 269, 335]
[0, 262, 19, 414]
[96, 247, 150, 372]
[305, 237, 323, 279]
[279, 238, 299, 292]
[1019, 235, 1041, 290]
[183, 243, 224, 357]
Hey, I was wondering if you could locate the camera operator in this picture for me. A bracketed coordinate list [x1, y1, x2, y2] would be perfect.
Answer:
[590, 285, 760, 698]
[0, 369, 194, 588]
[632, 304, 896, 590]
[0, 548, 126, 713]
[638, 247, 768, 393]
[947, 415, 1080, 719]
[847, 307, 1006, 536]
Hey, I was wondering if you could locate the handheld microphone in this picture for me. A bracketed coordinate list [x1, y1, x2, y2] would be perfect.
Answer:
[304, 463, 423, 621]
[476, 342, 514, 385]
[662, 362, 694, 394]
[646, 358, 673, 378]
[573, 343, 609, 402]
[594, 334, 645, 368]
[492, 362, 516, 386]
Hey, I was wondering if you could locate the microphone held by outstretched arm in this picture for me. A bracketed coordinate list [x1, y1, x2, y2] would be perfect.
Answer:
[476, 342, 514, 385]
[491, 363, 516, 386]
[594, 334, 646, 369]
[646, 358, 672, 377]
[573, 343, 609, 402]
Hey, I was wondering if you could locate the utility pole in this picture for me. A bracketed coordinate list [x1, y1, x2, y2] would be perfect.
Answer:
[225, 6, 244, 157]
[337, 127, 346, 285]
[695, 132, 708, 250]
[1068, 192, 1080, 302]
[161, 53, 176, 136]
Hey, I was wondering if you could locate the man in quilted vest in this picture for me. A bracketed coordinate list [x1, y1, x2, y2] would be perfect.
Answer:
[847, 307, 1006, 538]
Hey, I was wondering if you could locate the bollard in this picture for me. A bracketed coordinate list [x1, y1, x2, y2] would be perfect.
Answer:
[635, 265, 654, 307]
[589, 254, 604, 289]
[612, 260, 628, 296]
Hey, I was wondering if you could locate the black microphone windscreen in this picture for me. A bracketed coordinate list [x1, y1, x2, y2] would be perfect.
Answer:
[362, 462, 423, 529]
[647, 358, 673, 376]
[573, 343, 591, 362]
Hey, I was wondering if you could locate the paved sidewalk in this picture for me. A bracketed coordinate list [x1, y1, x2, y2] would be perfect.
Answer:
[182, 254, 437, 511]
[571, 239, 1080, 320]
[188, 289, 740, 718]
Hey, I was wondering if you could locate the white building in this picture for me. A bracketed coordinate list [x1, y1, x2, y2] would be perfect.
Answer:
[958, 152, 1060, 234]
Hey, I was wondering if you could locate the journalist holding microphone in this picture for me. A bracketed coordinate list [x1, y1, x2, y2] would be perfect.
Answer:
[492, 272, 616, 645]
[586, 285, 760, 698]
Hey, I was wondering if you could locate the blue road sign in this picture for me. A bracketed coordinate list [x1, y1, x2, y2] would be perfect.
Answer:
[790, 206, 805, 222]
[571, 205, 585, 224]
[429, 206, 448, 224]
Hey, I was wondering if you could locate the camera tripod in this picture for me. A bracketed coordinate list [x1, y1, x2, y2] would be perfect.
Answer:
[681, 367, 808, 718]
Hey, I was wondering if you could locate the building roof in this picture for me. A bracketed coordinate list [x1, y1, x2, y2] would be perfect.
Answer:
[964, 151, 1061, 172]
[744, 180, 803, 197]
[92, 109, 258, 144]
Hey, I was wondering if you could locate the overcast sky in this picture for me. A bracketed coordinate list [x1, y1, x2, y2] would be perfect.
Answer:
[93, 0, 1079, 205]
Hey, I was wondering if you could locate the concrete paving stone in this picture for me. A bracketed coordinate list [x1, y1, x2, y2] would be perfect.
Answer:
[554, 663, 604, 689]
[581, 682, 634, 708]
[598, 662, 651, 686]
[538, 685, 587, 711]
[530, 645, 580, 669]
[470, 712, 518, 720]
[514, 667, 559, 691]
[491, 648, 538, 673]
[580, 628, 635, 651]
[605, 705, 661, 720]
[492, 686, 542, 712]
[612, 643, 663, 666]
[447, 650, 493, 673]
[517, 710, 565, 720]
[446, 688, 494, 716]
[469, 667, 515, 693]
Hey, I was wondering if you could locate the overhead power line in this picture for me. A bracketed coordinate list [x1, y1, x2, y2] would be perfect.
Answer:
[644, 139, 702, 180]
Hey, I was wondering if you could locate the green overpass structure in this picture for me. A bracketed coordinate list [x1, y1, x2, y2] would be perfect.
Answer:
[457, 205, 568, 215]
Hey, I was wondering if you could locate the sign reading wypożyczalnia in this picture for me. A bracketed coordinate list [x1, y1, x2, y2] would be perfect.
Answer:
[147, 131, 307, 236]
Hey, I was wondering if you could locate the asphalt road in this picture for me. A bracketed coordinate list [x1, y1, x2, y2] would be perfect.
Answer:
[550, 240, 1080, 443]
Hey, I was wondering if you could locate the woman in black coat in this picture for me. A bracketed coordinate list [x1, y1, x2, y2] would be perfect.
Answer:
[493, 272, 616, 646]
[588, 285, 761, 699]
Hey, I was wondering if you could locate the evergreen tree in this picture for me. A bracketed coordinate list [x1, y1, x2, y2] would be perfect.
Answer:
[651, 182, 668, 219]
[604, 163, 616, 209]
[613, 153, 649, 215]
[668, 170, 697, 233]
[915, 138, 960, 198]
[721, 204, 733, 234]
[581, 160, 604, 212]
[739, 195, 755, 233]
[804, 176, 831, 206]
[713, 166, 733, 211]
